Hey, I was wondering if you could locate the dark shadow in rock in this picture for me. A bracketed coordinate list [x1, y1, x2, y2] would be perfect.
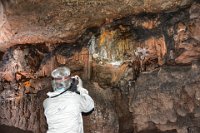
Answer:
[0, 51, 4, 61]
[0, 125, 33, 133]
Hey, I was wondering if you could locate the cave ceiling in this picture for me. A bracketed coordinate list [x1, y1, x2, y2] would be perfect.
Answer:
[0, 0, 194, 51]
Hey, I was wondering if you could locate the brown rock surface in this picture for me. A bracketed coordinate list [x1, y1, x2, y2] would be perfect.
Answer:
[130, 64, 200, 132]
[0, 1, 200, 133]
[0, 0, 194, 51]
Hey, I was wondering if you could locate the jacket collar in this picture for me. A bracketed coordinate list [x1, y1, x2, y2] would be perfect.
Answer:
[47, 90, 65, 98]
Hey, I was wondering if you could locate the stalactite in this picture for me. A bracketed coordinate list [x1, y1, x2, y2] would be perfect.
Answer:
[88, 35, 96, 79]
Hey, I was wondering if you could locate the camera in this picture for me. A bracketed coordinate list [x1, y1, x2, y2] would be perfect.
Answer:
[68, 77, 80, 94]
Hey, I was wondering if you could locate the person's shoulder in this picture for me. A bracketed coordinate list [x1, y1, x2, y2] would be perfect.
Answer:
[62, 91, 79, 96]
[62, 92, 82, 100]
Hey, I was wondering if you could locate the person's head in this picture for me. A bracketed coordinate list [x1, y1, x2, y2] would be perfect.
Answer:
[51, 67, 72, 92]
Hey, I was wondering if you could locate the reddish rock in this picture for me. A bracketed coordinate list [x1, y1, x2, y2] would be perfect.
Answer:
[0, 1, 200, 133]
[0, 0, 194, 51]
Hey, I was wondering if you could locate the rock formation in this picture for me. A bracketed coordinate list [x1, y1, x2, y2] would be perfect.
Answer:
[0, 0, 200, 133]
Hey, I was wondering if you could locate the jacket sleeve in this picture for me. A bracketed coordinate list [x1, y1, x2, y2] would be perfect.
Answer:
[79, 87, 94, 113]
[43, 98, 48, 109]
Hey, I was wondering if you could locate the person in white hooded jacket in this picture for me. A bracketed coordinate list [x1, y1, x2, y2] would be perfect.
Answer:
[43, 67, 94, 133]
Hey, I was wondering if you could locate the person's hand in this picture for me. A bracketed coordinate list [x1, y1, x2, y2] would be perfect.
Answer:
[73, 75, 83, 88]
[73, 75, 88, 94]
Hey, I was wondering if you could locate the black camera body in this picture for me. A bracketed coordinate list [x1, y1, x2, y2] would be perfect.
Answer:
[68, 78, 80, 94]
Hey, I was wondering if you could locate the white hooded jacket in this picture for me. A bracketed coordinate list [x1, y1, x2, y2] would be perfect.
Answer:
[43, 78, 94, 133]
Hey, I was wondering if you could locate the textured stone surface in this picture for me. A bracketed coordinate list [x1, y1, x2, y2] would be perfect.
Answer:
[0, 1, 199, 133]
[0, 0, 194, 51]
[130, 64, 200, 132]
[174, 3, 200, 64]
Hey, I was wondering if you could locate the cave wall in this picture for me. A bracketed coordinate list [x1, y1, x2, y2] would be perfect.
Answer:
[131, 65, 200, 132]
[0, 1, 200, 133]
